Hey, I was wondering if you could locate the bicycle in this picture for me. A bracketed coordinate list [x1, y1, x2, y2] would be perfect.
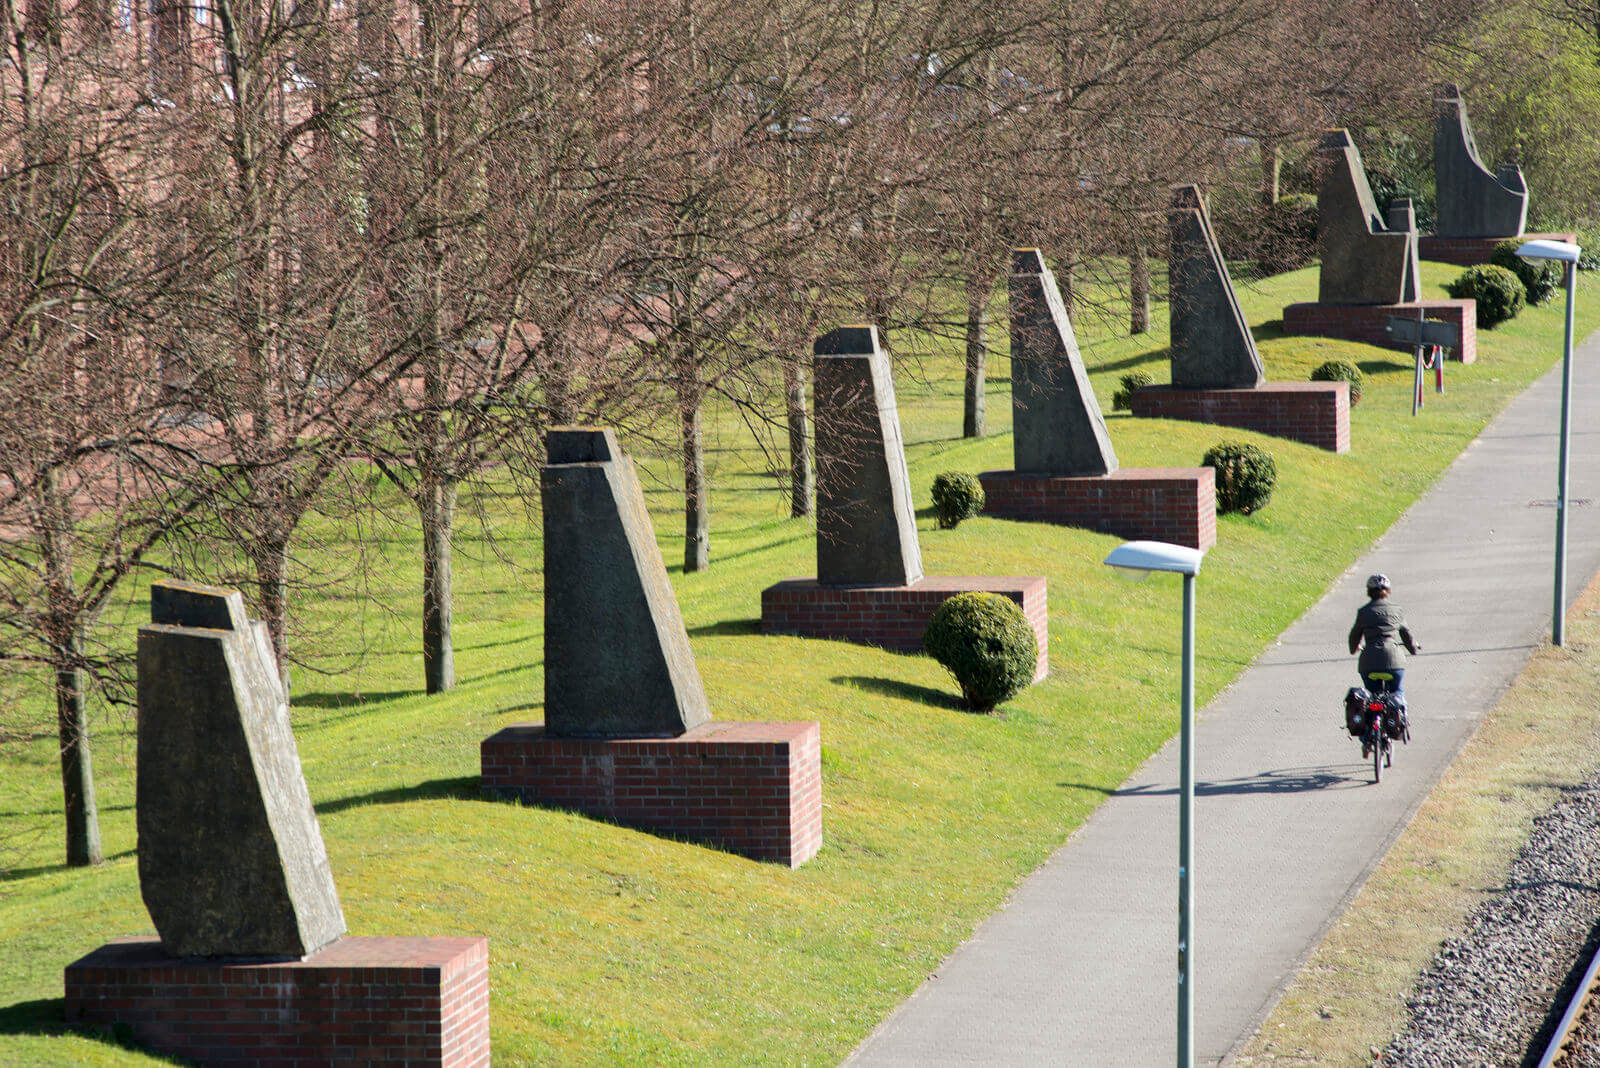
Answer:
[1347, 671, 1409, 783]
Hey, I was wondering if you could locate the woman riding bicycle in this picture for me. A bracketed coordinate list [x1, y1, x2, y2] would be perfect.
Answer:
[1348, 573, 1421, 696]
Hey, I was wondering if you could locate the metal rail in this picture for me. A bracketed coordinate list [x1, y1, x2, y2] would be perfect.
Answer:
[1536, 932, 1600, 1068]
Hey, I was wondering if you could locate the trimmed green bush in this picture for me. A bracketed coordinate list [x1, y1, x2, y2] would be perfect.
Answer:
[923, 592, 1039, 712]
[930, 471, 985, 529]
[1444, 264, 1525, 328]
[1310, 359, 1363, 405]
[1258, 193, 1318, 275]
[1203, 440, 1278, 515]
[1490, 240, 1559, 306]
[1112, 371, 1153, 411]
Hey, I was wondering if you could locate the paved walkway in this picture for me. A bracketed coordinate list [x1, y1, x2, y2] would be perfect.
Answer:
[849, 330, 1600, 1066]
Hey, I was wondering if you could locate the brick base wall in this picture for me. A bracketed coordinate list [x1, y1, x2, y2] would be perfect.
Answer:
[1281, 299, 1477, 364]
[1418, 231, 1577, 267]
[482, 721, 823, 867]
[64, 936, 490, 1068]
[978, 467, 1216, 551]
[760, 575, 1048, 678]
[1128, 382, 1350, 452]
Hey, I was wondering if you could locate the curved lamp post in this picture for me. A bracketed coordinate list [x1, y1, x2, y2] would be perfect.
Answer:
[1103, 540, 1204, 1068]
[1517, 238, 1582, 646]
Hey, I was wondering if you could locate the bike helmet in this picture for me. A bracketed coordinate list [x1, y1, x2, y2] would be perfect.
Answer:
[1366, 573, 1391, 594]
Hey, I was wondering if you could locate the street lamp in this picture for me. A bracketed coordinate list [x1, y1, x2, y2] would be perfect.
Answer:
[1517, 238, 1583, 646]
[1103, 539, 1205, 1068]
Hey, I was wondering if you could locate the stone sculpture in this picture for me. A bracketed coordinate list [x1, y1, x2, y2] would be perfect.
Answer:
[813, 325, 923, 587]
[1316, 129, 1420, 305]
[1434, 83, 1528, 239]
[1167, 186, 1265, 389]
[1009, 248, 1120, 474]
[541, 427, 711, 738]
[137, 580, 345, 960]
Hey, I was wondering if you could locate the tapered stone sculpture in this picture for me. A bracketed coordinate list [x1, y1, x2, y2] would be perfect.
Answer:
[69, 580, 491, 1066]
[1009, 249, 1119, 474]
[1316, 129, 1420, 305]
[763, 325, 1049, 675]
[484, 427, 822, 866]
[137, 581, 344, 960]
[1434, 84, 1528, 239]
[1168, 186, 1265, 389]
[814, 326, 924, 585]
[542, 427, 710, 737]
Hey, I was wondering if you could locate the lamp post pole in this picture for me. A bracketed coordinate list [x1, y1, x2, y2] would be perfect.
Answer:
[1178, 570, 1195, 1068]
[1554, 258, 1576, 646]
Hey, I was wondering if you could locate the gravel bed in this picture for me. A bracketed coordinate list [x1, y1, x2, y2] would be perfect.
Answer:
[1378, 774, 1600, 1067]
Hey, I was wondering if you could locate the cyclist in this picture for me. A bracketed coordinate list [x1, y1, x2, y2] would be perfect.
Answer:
[1348, 573, 1420, 697]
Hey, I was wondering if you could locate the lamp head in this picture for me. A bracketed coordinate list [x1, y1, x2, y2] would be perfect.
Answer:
[1516, 239, 1582, 264]
[1103, 540, 1204, 578]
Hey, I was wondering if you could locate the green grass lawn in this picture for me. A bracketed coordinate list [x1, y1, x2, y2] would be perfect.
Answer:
[2, 262, 1595, 1065]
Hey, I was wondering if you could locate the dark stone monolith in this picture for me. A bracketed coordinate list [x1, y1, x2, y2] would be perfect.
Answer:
[813, 326, 923, 587]
[542, 427, 711, 738]
[1317, 129, 1421, 305]
[1435, 83, 1528, 239]
[1009, 249, 1119, 475]
[1166, 187, 1265, 389]
[137, 580, 345, 960]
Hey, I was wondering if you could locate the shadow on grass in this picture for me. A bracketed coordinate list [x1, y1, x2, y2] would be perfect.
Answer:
[293, 689, 419, 710]
[0, 998, 189, 1063]
[687, 619, 761, 637]
[662, 530, 813, 574]
[317, 776, 480, 817]
[1087, 348, 1170, 376]
[1115, 764, 1369, 796]
[832, 675, 967, 713]
[0, 849, 134, 884]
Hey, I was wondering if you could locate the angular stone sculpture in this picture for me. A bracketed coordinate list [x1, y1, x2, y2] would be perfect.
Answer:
[1435, 83, 1528, 239]
[137, 580, 345, 960]
[1385, 198, 1423, 306]
[1009, 248, 1119, 474]
[813, 325, 923, 587]
[1317, 129, 1420, 305]
[542, 427, 711, 737]
[1167, 186, 1265, 389]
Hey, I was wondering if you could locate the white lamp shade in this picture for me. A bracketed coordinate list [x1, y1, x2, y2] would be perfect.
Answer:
[1103, 540, 1204, 577]
[1516, 239, 1582, 263]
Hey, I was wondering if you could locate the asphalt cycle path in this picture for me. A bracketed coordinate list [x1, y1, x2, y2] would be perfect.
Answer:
[849, 329, 1600, 1067]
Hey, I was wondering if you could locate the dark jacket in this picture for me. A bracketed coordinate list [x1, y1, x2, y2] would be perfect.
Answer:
[1349, 598, 1419, 675]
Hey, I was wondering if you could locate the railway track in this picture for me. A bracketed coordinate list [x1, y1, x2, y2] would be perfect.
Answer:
[1537, 934, 1600, 1068]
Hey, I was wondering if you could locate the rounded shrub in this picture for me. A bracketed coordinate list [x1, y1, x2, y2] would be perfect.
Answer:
[1258, 193, 1318, 275]
[923, 592, 1039, 712]
[1202, 440, 1278, 516]
[1309, 359, 1363, 405]
[1444, 264, 1525, 328]
[1112, 370, 1153, 411]
[1490, 240, 1559, 306]
[930, 471, 985, 530]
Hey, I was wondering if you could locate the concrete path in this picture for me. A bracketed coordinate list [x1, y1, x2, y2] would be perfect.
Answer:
[849, 331, 1600, 1066]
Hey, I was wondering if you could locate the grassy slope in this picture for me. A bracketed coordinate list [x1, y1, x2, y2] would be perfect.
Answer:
[2, 263, 1595, 1065]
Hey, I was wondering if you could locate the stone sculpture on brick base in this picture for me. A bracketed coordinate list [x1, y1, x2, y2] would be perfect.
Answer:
[1167, 186, 1265, 389]
[763, 325, 1051, 676]
[484, 427, 823, 867]
[1434, 83, 1528, 240]
[66, 580, 491, 1066]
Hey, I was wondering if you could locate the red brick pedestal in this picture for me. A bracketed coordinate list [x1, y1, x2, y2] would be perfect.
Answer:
[978, 468, 1216, 551]
[1281, 299, 1477, 364]
[1129, 382, 1350, 452]
[760, 575, 1048, 679]
[1419, 231, 1577, 267]
[65, 936, 490, 1068]
[482, 721, 822, 867]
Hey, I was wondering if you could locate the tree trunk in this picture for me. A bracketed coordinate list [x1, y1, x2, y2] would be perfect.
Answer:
[963, 274, 988, 438]
[1259, 141, 1280, 208]
[55, 641, 102, 867]
[254, 535, 292, 692]
[784, 358, 812, 517]
[1129, 239, 1150, 336]
[682, 392, 709, 572]
[419, 477, 457, 694]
